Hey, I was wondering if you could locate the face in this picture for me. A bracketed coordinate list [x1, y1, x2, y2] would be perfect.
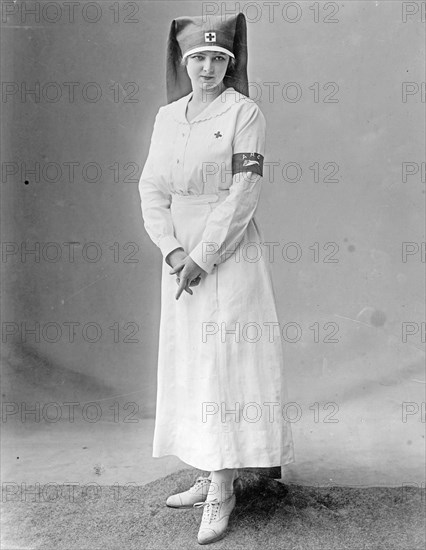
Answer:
[185, 50, 230, 94]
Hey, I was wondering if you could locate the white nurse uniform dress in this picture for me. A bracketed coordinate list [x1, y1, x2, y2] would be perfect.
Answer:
[139, 86, 295, 472]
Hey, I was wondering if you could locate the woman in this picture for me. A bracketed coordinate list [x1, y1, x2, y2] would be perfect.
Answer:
[139, 13, 294, 545]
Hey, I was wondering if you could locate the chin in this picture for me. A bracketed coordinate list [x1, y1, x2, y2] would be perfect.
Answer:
[201, 80, 219, 88]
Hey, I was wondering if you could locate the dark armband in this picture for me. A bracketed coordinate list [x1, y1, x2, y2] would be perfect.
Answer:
[232, 152, 264, 177]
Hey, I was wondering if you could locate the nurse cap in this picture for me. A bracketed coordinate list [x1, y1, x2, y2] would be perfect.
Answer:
[166, 13, 249, 104]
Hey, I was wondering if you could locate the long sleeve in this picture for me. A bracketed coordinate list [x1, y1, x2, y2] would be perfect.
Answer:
[138, 108, 183, 260]
[189, 102, 266, 274]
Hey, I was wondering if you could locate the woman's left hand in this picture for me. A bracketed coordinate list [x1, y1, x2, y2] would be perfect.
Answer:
[169, 255, 206, 300]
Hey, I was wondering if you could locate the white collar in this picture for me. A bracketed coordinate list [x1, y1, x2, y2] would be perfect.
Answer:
[169, 87, 249, 124]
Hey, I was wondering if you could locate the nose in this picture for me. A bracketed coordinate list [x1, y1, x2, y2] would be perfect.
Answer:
[202, 58, 213, 73]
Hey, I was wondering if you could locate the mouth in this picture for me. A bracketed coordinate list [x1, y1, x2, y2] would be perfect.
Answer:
[200, 76, 215, 80]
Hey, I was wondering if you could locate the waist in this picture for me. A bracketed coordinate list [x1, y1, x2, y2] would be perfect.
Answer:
[170, 189, 230, 205]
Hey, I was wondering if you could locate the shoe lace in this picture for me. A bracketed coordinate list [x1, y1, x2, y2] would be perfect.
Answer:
[189, 476, 210, 493]
[194, 498, 220, 524]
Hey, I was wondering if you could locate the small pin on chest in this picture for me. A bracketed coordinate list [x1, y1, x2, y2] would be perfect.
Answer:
[214, 131, 222, 138]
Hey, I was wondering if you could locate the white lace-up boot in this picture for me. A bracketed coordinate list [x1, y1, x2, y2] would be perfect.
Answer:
[193, 493, 236, 544]
[166, 476, 211, 508]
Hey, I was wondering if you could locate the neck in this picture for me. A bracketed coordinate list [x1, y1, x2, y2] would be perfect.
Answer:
[191, 82, 226, 105]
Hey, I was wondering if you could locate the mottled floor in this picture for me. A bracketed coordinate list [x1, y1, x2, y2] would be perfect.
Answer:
[2, 469, 425, 550]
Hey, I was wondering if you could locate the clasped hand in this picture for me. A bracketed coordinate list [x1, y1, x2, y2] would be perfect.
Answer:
[167, 248, 206, 300]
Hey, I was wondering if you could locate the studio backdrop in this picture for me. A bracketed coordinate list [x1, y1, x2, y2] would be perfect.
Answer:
[1, 0, 424, 488]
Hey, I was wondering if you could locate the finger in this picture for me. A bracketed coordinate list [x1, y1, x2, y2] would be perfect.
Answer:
[176, 277, 192, 300]
[169, 263, 184, 275]
[176, 278, 193, 299]
[176, 286, 190, 300]
[176, 277, 191, 293]
[183, 278, 193, 297]
[189, 273, 202, 286]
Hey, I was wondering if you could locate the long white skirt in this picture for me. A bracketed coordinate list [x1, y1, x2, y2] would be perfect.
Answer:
[152, 191, 295, 472]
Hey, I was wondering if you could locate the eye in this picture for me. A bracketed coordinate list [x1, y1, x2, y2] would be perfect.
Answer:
[214, 56, 226, 61]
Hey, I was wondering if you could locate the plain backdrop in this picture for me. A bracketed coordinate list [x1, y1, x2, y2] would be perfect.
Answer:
[1, 0, 425, 487]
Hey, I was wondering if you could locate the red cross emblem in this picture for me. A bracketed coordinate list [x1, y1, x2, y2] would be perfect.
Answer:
[204, 31, 216, 42]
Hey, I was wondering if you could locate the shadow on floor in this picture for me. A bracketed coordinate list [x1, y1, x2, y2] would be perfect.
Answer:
[2, 469, 425, 549]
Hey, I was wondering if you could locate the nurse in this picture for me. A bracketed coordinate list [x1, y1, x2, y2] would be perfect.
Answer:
[139, 13, 295, 545]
